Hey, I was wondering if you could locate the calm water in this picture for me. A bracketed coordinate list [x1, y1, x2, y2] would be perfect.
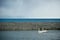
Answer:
[0, 30, 60, 40]
[0, 19, 60, 22]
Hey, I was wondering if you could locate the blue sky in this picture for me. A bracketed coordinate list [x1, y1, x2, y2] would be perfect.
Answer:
[0, 0, 60, 18]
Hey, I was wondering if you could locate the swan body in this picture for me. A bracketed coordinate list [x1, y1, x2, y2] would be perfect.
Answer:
[38, 30, 47, 33]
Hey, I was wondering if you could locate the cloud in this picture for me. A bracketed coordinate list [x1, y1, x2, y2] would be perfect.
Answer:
[31, 0, 60, 17]
[0, 0, 60, 18]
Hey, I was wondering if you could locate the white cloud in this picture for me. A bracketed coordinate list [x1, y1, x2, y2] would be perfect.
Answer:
[31, 0, 60, 17]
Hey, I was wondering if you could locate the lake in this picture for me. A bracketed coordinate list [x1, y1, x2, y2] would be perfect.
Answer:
[0, 30, 60, 40]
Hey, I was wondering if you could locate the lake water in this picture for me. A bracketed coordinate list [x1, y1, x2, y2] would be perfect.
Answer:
[0, 30, 60, 40]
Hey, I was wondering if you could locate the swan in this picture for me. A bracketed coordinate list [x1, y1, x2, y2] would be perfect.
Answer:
[38, 30, 47, 33]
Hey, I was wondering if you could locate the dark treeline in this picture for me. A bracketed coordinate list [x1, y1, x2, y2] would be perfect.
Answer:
[0, 22, 60, 31]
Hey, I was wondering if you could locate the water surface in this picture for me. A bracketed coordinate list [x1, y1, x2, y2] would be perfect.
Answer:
[0, 30, 60, 40]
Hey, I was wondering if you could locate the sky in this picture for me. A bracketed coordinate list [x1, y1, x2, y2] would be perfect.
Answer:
[0, 0, 60, 19]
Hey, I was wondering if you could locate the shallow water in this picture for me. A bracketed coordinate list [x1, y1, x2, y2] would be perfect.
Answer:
[0, 30, 60, 40]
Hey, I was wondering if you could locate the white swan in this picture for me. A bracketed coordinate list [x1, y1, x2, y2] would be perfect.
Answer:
[38, 30, 47, 33]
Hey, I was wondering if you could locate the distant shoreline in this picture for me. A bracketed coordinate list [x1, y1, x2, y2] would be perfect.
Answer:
[0, 22, 60, 31]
